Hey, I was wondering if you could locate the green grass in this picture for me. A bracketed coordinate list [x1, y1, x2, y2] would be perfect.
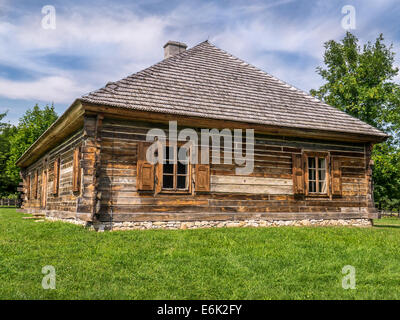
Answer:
[0, 208, 400, 300]
[374, 215, 400, 227]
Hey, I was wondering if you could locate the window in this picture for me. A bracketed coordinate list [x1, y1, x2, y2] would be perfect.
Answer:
[137, 141, 209, 194]
[293, 151, 341, 197]
[161, 145, 190, 192]
[306, 153, 328, 194]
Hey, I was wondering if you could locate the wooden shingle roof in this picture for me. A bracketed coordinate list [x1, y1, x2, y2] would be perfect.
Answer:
[81, 40, 386, 138]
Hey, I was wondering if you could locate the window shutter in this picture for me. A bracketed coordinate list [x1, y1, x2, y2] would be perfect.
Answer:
[155, 161, 163, 194]
[72, 146, 81, 193]
[195, 164, 210, 192]
[53, 157, 60, 195]
[137, 142, 155, 191]
[292, 153, 305, 195]
[33, 170, 38, 199]
[41, 169, 47, 208]
[26, 174, 31, 200]
[331, 156, 342, 196]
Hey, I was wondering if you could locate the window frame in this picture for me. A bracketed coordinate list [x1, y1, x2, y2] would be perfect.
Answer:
[158, 142, 192, 194]
[304, 151, 330, 197]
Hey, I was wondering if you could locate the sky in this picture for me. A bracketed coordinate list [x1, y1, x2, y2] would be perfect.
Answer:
[0, 0, 399, 124]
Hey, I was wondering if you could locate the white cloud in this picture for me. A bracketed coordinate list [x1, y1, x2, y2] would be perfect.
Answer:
[0, 0, 398, 106]
[0, 5, 172, 102]
[209, 9, 343, 92]
[0, 76, 92, 103]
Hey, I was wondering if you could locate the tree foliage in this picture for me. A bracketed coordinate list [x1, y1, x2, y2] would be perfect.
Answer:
[0, 112, 17, 197]
[4, 104, 58, 191]
[311, 32, 400, 210]
[372, 142, 400, 210]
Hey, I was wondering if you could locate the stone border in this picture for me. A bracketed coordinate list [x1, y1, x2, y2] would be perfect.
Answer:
[44, 217, 373, 231]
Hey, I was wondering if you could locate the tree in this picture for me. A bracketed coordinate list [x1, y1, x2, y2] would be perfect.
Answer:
[372, 142, 400, 210]
[311, 32, 400, 210]
[0, 112, 17, 197]
[5, 104, 58, 189]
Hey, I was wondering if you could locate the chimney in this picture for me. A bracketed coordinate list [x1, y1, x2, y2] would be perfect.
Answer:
[163, 41, 187, 59]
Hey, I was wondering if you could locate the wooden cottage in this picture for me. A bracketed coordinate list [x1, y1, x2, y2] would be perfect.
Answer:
[17, 40, 388, 230]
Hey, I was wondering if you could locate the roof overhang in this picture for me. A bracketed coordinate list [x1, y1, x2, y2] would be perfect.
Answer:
[16, 100, 85, 168]
[82, 101, 389, 144]
[16, 100, 388, 169]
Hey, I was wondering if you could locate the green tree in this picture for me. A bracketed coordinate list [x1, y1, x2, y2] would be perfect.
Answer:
[372, 142, 400, 210]
[0, 112, 17, 197]
[311, 32, 400, 210]
[5, 104, 58, 188]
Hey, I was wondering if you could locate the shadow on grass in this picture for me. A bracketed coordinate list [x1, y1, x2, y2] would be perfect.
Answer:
[374, 224, 400, 229]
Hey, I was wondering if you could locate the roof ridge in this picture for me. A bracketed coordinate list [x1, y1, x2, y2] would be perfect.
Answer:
[80, 40, 387, 138]
[204, 41, 380, 131]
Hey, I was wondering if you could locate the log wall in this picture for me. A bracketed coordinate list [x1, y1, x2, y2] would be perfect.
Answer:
[19, 115, 376, 223]
[94, 117, 375, 223]
[20, 129, 84, 217]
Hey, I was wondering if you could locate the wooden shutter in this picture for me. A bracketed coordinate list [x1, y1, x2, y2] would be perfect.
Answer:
[331, 156, 342, 196]
[26, 174, 31, 200]
[137, 142, 155, 191]
[33, 170, 38, 199]
[41, 169, 47, 209]
[53, 157, 60, 195]
[195, 164, 210, 192]
[292, 153, 305, 195]
[155, 161, 163, 194]
[72, 146, 81, 193]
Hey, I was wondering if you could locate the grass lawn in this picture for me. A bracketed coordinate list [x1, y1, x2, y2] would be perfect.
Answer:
[0, 208, 400, 300]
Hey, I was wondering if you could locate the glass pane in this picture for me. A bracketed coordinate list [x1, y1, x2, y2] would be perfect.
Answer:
[164, 146, 175, 162]
[309, 168, 316, 180]
[163, 146, 168, 161]
[178, 147, 188, 163]
[309, 181, 316, 193]
[318, 169, 326, 181]
[178, 146, 188, 174]
[308, 157, 316, 169]
[319, 180, 327, 193]
[162, 175, 173, 189]
[177, 175, 187, 189]
[177, 162, 187, 174]
[163, 163, 174, 174]
[318, 158, 326, 169]
[163, 146, 174, 174]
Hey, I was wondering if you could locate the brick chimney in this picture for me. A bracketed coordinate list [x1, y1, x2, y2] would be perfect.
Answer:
[163, 41, 187, 59]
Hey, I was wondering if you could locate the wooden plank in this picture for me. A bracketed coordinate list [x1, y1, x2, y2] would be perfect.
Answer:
[97, 211, 370, 222]
[211, 184, 293, 194]
[72, 146, 81, 193]
[210, 175, 292, 186]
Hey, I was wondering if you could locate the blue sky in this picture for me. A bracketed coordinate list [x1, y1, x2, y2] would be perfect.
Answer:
[0, 0, 399, 124]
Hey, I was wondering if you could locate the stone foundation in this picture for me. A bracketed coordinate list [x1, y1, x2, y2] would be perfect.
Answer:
[46, 216, 89, 226]
[45, 217, 373, 231]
